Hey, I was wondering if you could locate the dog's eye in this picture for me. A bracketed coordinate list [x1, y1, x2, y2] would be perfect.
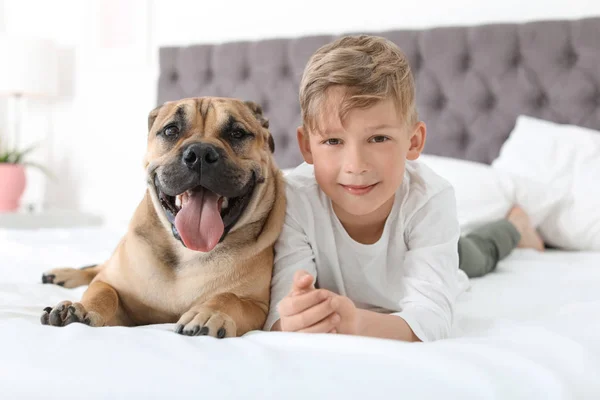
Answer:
[163, 125, 179, 137]
[230, 129, 247, 140]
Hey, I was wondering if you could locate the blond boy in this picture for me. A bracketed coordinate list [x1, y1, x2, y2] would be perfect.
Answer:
[264, 35, 543, 342]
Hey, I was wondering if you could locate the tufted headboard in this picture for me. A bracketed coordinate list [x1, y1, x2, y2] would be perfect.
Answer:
[158, 17, 600, 168]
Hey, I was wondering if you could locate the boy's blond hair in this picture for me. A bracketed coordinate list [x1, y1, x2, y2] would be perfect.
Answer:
[299, 35, 418, 133]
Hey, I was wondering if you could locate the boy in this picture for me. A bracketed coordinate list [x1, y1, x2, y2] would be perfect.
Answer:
[265, 35, 543, 342]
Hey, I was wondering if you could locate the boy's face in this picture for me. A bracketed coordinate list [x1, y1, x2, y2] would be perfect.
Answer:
[298, 87, 426, 220]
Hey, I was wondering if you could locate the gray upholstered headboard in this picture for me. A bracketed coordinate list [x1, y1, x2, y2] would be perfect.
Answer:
[157, 17, 600, 169]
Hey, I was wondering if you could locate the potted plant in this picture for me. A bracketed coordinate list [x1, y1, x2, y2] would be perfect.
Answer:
[0, 140, 51, 212]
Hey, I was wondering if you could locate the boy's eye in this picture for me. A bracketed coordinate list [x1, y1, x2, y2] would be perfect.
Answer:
[323, 138, 342, 145]
[370, 136, 389, 143]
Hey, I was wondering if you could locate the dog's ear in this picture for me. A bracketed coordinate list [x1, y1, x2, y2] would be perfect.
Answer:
[148, 105, 162, 132]
[244, 100, 274, 153]
[267, 135, 275, 154]
[244, 101, 269, 129]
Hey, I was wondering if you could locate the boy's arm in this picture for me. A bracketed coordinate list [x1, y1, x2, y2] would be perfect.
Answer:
[391, 186, 461, 342]
[356, 309, 420, 341]
[329, 295, 420, 341]
[264, 194, 318, 331]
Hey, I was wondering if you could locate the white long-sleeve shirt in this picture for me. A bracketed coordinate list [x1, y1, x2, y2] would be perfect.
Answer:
[264, 161, 469, 342]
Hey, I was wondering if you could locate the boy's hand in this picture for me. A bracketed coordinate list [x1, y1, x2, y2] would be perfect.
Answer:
[276, 270, 340, 333]
[288, 269, 314, 296]
[330, 295, 359, 335]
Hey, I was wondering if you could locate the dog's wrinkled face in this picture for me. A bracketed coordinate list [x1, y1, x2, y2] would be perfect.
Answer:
[144, 97, 274, 253]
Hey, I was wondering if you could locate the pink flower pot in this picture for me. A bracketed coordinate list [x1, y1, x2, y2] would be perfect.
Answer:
[0, 164, 26, 212]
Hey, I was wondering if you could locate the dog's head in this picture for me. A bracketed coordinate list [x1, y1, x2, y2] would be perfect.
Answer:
[144, 97, 275, 253]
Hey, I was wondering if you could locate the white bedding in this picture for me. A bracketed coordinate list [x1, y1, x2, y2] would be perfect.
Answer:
[1, 227, 600, 399]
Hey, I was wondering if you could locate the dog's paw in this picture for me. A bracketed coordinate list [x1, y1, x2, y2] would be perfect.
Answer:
[41, 268, 88, 288]
[40, 301, 104, 327]
[175, 307, 237, 338]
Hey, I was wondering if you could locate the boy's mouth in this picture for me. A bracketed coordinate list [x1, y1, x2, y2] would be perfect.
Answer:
[340, 183, 378, 195]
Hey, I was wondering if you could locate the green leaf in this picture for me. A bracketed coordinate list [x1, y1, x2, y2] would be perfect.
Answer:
[1, 151, 18, 164]
[22, 161, 56, 181]
[13, 144, 38, 163]
[0, 143, 43, 166]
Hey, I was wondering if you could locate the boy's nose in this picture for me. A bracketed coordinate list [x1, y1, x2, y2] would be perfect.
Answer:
[344, 146, 369, 174]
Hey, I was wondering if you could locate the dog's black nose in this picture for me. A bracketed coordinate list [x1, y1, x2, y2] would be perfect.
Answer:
[182, 143, 220, 169]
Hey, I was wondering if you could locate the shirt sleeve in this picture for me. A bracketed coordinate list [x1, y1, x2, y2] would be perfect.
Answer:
[263, 192, 318, 331]
[392, 186, 461, 342]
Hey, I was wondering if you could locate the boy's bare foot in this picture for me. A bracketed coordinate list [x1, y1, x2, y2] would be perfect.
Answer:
[507, 207, 545, 251]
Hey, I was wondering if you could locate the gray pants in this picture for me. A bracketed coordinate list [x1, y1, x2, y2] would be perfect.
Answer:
[458, 220, 521, 278]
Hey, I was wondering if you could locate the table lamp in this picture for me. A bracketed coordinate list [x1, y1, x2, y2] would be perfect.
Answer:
[0, 35, 58, 212]
[0, 34, 58, 151]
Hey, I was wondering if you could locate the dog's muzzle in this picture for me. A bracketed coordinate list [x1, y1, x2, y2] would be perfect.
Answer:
[152, 142, 257, 253]
[182, 142, 221, 171]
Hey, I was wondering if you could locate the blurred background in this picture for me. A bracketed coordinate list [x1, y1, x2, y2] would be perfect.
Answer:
[0, 0, 598, 228]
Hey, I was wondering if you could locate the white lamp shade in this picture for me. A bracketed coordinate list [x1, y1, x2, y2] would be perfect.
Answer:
[0, 35, 58, 97]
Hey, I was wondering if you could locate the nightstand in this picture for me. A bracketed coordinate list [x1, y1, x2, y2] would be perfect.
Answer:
[0, 209, 104, 229]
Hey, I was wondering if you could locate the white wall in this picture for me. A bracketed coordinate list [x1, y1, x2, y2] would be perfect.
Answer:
[1, 0, 155, 226]
[153, 0, 600, 46]
[1, 0, 599, 226]
[0, 0, 7, 147]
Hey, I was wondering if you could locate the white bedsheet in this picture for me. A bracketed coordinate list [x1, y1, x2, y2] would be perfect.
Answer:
[1, 227, 599, 399]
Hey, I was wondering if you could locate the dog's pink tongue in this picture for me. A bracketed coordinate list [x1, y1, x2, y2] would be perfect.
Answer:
[174, 188, 224, 252]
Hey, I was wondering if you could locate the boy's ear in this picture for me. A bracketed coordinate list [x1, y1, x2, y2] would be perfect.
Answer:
[297, 126, 314, 164]
[406, 122, 426, 161]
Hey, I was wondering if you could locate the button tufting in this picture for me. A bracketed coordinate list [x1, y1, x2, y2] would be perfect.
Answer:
[240, 67, 250, 80]
[170, 71, 179, 82]
[460, 130, 470, 147]
[432, 93, 447, 110]
[536, 93, 548, 108]
[564, 49, 578, 67]
[205, 69, 213, 81]
[413, 52, 422, 71]
[281, 64, 291, 77]
[461, 54, 471, 71]
[484, 95, 496, 110]
[279, 134, 290, 149]
[594, 91, 600, 107]
[511, 53, 521, 67]
[435, 95, 447, 110]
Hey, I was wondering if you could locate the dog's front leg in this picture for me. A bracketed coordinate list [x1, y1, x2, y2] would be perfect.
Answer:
[41, 281, 119, 327]
[175, 293, 267, 338]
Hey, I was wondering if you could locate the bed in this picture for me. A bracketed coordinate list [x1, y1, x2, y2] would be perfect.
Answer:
[2, 17, 600, 399]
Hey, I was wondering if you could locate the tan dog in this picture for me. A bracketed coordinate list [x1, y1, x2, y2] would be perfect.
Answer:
[40, 97, 286, 338]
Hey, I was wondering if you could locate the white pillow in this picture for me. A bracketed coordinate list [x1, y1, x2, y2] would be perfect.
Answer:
[418, 155, 512, 233]
[492, 115, 600, 250]
[419, 154, 563, 235]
